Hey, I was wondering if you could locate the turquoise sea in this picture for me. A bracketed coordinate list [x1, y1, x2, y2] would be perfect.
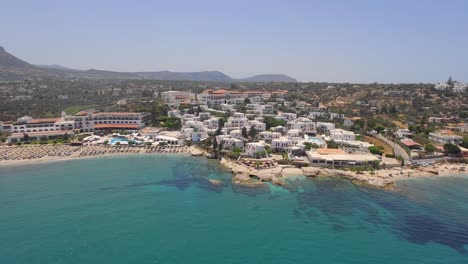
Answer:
[1, 155, 468, 263]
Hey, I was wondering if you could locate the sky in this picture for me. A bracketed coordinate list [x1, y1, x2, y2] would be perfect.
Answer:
[1, 0, 467, 83]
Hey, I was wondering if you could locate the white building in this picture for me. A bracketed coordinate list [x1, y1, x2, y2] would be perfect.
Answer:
[287, 117, 316, 134]
[394, 129, 413, 139]
[245, 141, 266, 157]
[329, 113, 345, 120]
[287, 129, 302, 138]
[258, 131, 281, 143]
[309, 112, 328, 119]
[216, 135, 244, 149]
[279, 113, 297, 121]
[316, 122, 336, 132]
[229, 129, 244, 140]
[155, 135, 184, 145]
[249, 120, 266, 131]
[225, 112, 249, 130]
[306, 149, 380, 167]
[429, 131, 463, 144]
[330, 129, 355, 141]
[203, 117, 220, 130]
[220, 104, 235, 112]
[168, 110, 181, 118]
[271, 137, 294, 152]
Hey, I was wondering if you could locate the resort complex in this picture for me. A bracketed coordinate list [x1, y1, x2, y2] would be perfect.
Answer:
[1, 83, 467, 188]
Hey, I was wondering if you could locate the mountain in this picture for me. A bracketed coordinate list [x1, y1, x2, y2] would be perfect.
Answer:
[0, 46, 296, 82]
[0, 46, 37, 70]
[134, 71, 232, 82]
[35, 64, 74, 71]
[237, 74, 297, 83]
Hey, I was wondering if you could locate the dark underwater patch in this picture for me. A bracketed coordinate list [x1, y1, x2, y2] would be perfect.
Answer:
[294, 177, 468, 254]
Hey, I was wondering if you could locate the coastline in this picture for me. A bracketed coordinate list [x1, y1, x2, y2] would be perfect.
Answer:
[1, 144, 466, 189]
[219, 156, 467, 189]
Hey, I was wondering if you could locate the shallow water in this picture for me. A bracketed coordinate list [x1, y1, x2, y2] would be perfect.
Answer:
[1, 155, 467, 263]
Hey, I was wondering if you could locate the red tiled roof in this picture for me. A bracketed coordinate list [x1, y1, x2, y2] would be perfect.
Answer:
[30, 118, 61, 124]
[94, 124, 140, 129]
[93, 112, 143, 117]
[401, 139, 422, 147]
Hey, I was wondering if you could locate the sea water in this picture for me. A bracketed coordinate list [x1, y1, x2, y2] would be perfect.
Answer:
[1, 155, 468, 263]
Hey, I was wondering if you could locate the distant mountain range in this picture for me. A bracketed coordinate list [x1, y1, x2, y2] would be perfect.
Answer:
[0, 46, 297, 82]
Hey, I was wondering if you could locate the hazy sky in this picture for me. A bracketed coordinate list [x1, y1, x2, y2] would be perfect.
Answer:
[2, 0, 467, 83]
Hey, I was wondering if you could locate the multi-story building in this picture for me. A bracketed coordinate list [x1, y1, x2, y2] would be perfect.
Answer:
[224, 113, 250, 130]
[8, 114, 76, 143]
[258, 131, 281, 143]
[330, 129, 355, 141]
[249, 120, 266, 131]
[394, 129, 413, 139]
[78, 111, 150, 133]
[11, 115, 75, 134]
[197, 89, 288, 105]
[203, 117, 220, 130]
[306, 148, 380, 167]
[316, 122, 336, 132]
[245, 141, 266, 157]
[287, 117, 316, 134]
[279, 113, 297, 121]
[271, 137, 293, 152]
[161, 91, 195, 105]
[216, 135, 244, 149]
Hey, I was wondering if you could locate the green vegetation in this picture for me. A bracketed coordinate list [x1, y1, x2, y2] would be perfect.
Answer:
[0, 133, 7, 143]
[326, 140, 338, 149]
[63, 105, 98, 115]
[263, 116, 286, 129]
[424, 143, 436, 153]
[443, 143, 461, 155]
[368, 146, 384, 155]
[304, 142, 319, 150]
[159, 116, 182, 130]
[461, 135, 468, 148]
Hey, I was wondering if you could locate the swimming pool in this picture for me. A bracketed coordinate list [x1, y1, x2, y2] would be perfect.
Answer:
[109, 137, 129, 145]
[308, 137, 323, 144]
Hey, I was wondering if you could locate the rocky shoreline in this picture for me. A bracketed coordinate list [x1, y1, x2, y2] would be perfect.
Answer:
[217, 155, 467, 189]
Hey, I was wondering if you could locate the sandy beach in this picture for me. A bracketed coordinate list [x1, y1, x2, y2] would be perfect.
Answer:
[0, 144, 189, 167]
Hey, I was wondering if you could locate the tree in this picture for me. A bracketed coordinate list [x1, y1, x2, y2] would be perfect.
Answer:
[264, 116, 287, 129]
[447, 76, 454, 87]
[244, 98, 251, 104]
[242, 127, 248, 138]
[326, 140, 338, 149]
[443, 143, 461, 155]
[249, 127, 257, 139]
[424, 143, 436, 153]
[304, 142, 319, 151]
[160, 116, 182, 130]
[218, 141, 224, 151]
[218, 117, 225, 128]
[368, 146, 384, 155]
[390, 105, 398, 115]
[461, 135, 468, 148]
[212, 137, 219, 158]
[374, 124, 386, 133]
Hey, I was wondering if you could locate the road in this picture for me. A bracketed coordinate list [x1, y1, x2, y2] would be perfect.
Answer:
[376, 134, 410, 163]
